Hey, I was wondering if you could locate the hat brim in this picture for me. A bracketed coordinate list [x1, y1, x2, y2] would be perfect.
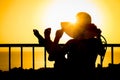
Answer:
[61, 22, 85, 38]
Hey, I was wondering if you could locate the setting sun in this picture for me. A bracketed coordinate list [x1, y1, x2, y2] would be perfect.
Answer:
[39, 0, 104, 43]
[1, 0, 119, 44]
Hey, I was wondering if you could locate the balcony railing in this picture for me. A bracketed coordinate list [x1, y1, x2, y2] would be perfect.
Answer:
[0, 44, 46, 71]
[0, 43, 120, 71]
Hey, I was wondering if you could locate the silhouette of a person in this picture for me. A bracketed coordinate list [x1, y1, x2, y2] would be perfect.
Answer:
[33, 12, 106, 80]
[33, 28, 67, 73]
[60, 12, 106, 80]
[33, 27, 67, 80]
[64, 25, 105, 80]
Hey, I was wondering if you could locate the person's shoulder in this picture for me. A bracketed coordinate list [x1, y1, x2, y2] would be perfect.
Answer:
[86, 38, 99, 42]
[66, 39, 77, 44]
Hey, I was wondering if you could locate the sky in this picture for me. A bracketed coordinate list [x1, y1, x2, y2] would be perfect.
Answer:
[0, 0, 120, 44]
[0, 0, 120, 70]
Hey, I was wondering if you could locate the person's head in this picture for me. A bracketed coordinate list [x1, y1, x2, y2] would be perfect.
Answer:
[83, 24, 101, 39]
[60, 12, 94, 39]
[76, 12, 91, 25]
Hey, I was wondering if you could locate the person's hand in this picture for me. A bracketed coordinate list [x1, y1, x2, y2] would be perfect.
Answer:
[44, 28, 51, 40]
[55, 29, 63, 39]
[54, 29, 63, 44]
[33, 29, 40, 38]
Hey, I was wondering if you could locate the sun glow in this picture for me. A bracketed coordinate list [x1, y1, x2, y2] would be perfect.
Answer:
[1, 0, 118, 71]
[35, 0, 104, 43]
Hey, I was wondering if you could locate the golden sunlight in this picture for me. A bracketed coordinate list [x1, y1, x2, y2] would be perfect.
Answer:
[1, 0, 120, 71]
[0, 0, 105, 44]
[37, 0, 104, 43]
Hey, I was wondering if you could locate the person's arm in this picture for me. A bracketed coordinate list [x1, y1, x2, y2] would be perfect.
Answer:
[33, 29, 45, 45]
[54, 29, 63, 44]
[96, 38, 106, 57]
[95, 28, 106, 57]
[44, 28, 64, 61]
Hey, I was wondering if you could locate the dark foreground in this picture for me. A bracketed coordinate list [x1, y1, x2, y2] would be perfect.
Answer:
[0, 64, 120, 80]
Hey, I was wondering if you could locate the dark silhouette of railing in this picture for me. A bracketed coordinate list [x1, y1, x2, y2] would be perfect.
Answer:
[0, 44, 46, 71]
[0, 43, 120, 71]
[104, 44, 120, 64]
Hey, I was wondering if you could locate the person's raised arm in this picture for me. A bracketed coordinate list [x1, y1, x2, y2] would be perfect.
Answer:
[54, 29, 63, 44]
[33, 29, 45, 45]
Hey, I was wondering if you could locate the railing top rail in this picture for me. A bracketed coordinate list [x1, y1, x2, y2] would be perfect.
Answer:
[104, 44, 120, 47]
[0, 44, 42, 47]
[0, 43, 120, 47]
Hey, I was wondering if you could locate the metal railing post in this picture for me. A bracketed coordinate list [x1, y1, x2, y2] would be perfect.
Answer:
[111, 46, 114, 64]
[9, 47, 11, 70]
[32, 47, 35, 70]
[21, 46, 23, 69]
[44, 47, 46, 68]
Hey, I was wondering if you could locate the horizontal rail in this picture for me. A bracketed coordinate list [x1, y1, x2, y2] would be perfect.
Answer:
[0, 43, 120, 47]
[0, 44, 42, 47]
[104, 44, 120, 47]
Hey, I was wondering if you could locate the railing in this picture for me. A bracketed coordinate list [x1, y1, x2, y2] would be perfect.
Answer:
[0, 43, 120, 71]
[0, 44, 46, 71]
[104, 44, 120, 64]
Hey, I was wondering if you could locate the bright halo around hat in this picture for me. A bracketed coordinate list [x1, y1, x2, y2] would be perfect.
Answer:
[39, 0, 104, 43]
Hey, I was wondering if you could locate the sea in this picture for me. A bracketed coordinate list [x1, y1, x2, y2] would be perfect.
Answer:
[0, 47, 120, 71]
[0, 47, 54, 71]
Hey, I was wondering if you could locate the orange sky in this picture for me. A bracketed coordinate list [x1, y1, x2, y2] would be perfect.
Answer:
[0, 0, 120, 70]
[0, 0, 120, 44]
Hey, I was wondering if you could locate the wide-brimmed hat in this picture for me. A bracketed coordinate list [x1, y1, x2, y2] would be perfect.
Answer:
[61, 12, 92, 38]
